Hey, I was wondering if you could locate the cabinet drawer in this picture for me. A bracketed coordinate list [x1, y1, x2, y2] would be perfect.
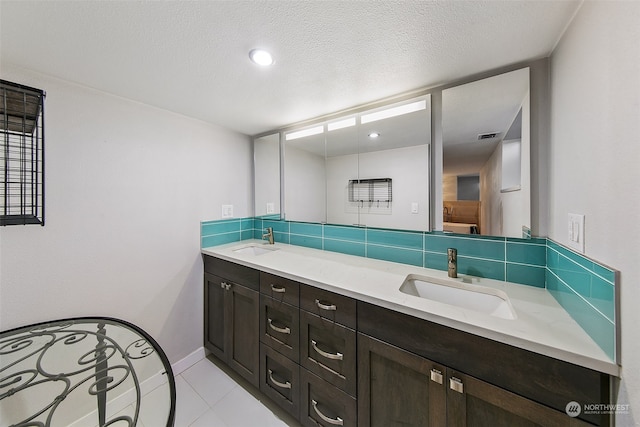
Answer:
[300, 311, 356, 397]
[301, 368, 357, 427]
[260, 272, 300, 306]
[203, 255, 259, 291]
[260, 295, 300, 362]
[300, 284, 356, 329]
[260, 343, 300, 419]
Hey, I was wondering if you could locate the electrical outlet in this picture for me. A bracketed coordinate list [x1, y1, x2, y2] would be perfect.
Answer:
[567, 213, 585, 253]
[222, 204, 234, 219]
[266, 202, 275, 214]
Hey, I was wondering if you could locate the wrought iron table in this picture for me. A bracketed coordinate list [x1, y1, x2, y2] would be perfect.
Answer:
[0, 317, 176, 427]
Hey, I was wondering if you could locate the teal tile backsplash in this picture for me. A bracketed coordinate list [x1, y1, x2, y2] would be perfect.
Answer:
[546, 240, 617, 360]
[201, 218, 618, 362]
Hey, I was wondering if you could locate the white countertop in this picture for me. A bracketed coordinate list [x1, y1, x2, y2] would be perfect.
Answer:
[202, 240, 619, 376]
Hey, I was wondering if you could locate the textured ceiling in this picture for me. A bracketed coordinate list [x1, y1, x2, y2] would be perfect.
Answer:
[0, 1, 580, 136]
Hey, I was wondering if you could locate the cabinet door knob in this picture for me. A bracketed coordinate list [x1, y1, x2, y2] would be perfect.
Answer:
[311, 339, 343, 360]
[267, 369, 292, 390]
[267, 318, 291, 335]
[220, 282, 227, 289]
[311, 399, 344, 426]
[430, 368, 443, 384]
[450, 376, 464, 393]
[270, 284, 286, 293]
[315, 299, 337, 311]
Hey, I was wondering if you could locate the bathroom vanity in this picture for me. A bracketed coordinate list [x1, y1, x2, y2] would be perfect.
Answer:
[202, 241, 617, 426]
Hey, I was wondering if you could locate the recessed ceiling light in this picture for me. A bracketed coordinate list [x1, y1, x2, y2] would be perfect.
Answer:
[368, 132, 380, 139]
[249, 49, 274, 66]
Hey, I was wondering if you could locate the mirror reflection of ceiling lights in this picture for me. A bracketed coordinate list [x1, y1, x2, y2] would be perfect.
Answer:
[360, 100, 427, 124]
[285, 99, 427, 141]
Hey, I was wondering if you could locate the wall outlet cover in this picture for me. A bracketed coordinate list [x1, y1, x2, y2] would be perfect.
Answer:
[222, 204, 234, 218]
[567, 213, 585, 253]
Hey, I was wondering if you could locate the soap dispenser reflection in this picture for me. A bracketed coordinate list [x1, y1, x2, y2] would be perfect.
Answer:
[448, 248, 457, 278]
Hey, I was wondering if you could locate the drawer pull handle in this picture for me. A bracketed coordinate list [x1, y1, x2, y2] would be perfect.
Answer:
[268, 318, 291, 335]
[268, 369, 291, 390]
[315, 299, 337, 311]
[220, 282, 231, 291]
[311, 339, 343, 361]
[430, 368, 443, 385]
[270, 284, 286, 293]
[450, 376, 464, 393]
[311, 399, 343, 426]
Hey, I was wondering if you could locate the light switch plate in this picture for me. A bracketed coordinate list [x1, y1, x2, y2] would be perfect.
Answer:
[222, 204, 234, 219]
[567, 213, 585, 253]
[411, 202, 419, 214]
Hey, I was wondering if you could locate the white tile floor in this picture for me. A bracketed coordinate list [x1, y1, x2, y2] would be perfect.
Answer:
[173, 356, 301, 427]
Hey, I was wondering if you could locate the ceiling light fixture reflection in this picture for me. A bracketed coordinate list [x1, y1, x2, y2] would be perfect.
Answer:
[285, 125, 324, 141]
[328, 117, 356, 131]
[368, 132, 380, 139]
[249, 49, 274, 66]
[361, 99, 427, 124]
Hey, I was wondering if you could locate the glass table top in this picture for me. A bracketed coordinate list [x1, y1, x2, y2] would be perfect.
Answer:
[0, 317, 176, 427]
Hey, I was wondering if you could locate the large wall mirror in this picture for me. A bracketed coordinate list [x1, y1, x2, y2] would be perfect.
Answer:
[441, 68, 530, 238]
[254, 133, 281, 218]
[265, 65, 535, 239]
[283, 97, 431, 231]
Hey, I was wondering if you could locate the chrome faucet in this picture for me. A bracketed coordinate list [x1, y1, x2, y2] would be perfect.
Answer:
[447, 248, 458, 278]
[263, 227, 274, 245]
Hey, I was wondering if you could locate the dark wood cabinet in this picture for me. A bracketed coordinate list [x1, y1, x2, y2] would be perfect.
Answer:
[300, 283, 357, 329]
[261, 272, 300, 306]
[204, 254, 611, 427]
[300, 368, 357, 427]
[260, 294, 300, 362]
[204, 272, 226, 358]
[358, 301, 609, 426]
[300, 310, 357, 397]
[203, 258, 260, 387]
[445, 369, 592, 427]
[357, 333, 446, 427]
[260, 342, 301, 419]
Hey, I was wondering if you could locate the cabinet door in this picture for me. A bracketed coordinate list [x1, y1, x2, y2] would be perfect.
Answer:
[204, 273, 228, 360]
[357, 333, 446, 427]
[227, 282, 260, 387]
[446, 370, 593, 427]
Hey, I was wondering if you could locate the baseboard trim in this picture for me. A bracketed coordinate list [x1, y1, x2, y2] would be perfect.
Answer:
[171, 346, 208, 376]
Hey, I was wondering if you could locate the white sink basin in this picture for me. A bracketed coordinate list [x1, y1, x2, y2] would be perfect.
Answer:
[399, 274, 516, 320]
[232, 244, 279, 256]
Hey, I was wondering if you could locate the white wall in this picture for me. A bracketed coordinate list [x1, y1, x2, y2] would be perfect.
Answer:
[326, 145, 430, 230]
[550, 2, 640, 424]
[0, 64, 253, 366]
